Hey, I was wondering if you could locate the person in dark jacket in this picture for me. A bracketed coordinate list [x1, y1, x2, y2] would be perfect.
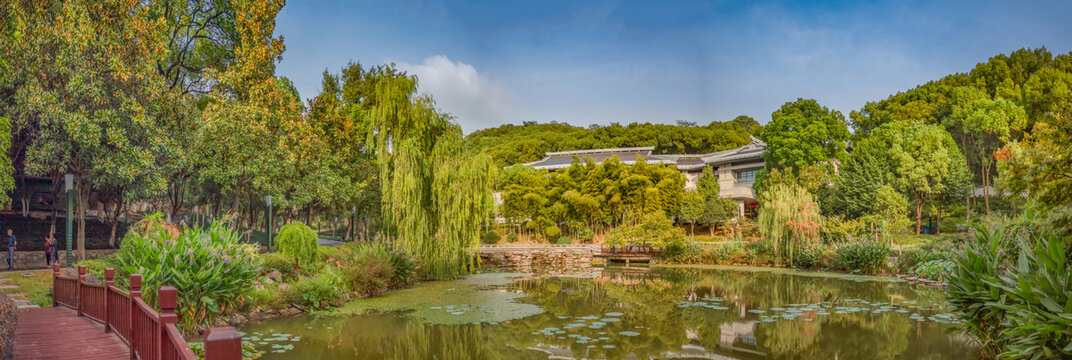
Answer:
[6, 229, 15, 271]
[44, 236, 55, 267]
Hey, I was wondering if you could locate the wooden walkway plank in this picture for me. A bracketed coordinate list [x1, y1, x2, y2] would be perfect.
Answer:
[14, 307, 128, 360]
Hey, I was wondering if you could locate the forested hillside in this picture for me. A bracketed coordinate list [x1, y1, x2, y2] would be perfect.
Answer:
[464, 116, 761, 167]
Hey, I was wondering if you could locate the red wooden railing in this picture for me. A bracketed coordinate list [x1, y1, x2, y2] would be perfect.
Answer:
[52, 264, 242, 360]
[600, 245, 662, 255]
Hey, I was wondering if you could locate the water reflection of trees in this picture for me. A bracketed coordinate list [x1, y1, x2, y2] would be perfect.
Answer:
[250, 267, 970, 360]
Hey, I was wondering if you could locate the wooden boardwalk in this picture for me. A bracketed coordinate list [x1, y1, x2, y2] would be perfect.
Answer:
[14, 307, 128, 360]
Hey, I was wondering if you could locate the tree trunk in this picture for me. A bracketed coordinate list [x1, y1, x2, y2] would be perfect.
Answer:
[936, 205, 942, 235]
[77, 184, 89, 261]
[690, 223, 694, 237]
[915, 202, 923, 235]
[965, 197, 971, 223]
[983, 165, 991, 217]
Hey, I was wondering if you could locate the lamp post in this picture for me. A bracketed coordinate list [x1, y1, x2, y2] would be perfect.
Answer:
[64, 174, 74, 266]
[265, 195, 273, 253]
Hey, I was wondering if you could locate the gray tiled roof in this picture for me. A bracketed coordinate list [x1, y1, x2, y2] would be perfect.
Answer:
[522, 136, 765, 171]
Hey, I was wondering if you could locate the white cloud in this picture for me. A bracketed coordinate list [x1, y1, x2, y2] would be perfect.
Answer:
[398, 55, 512, 133]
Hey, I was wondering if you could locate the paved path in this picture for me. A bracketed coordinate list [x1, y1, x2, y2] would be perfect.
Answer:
[14, 307, 128, 360]
[0, 272, 41, 310]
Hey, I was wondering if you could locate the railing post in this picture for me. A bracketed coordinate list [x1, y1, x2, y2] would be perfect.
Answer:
[52, 264, 60, 307]
[104, 268, 115, 333]
[77, 265, 86, 317]
[158, 286, 178, 360]
[204, 327, 243, 360]
[129, 274, 141, 360]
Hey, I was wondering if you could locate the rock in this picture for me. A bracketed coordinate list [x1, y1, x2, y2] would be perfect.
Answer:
[277, 282, 291, 292]
[228, 314, 248, 326]
[279, 307, 301, 316]
[263, 277, 274, 285]
[267, 270, 283, 282]
[253, 282, 265, 291]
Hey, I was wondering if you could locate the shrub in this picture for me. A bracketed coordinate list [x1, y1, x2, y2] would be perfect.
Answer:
[575, 227, 595, 243]
[275, 222, 319, 275]
[336, 242, 416, 289]
[260, 252, 297, 281]
[506, 233, 519, 243]
[663, 241, 703, 263]
[744, 241, 774, 266]
[292, 266, 347, 310]
[481, 231, 501, 244]
[555, 236, 571, 245]
[707, 241, 747, 264]
[116, 217, 261, 333]
[544, 226, 561, 240]
[908, 259, 953, 281]
[834, 241, 889, 274]
[344, 255, 394, 297]
[0, 294, 15, 360]
[793, 245, 832, 269]
[947, 224, 1072, 359]
[605, 212, 687, 248]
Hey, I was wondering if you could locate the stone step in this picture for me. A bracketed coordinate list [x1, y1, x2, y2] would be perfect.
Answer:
[17, 304, 40, 310]
[0, 285, 18, 290]
[5, 293, 24, 298]
[0, 278, 11, 282]
[13, 299, 30, 306]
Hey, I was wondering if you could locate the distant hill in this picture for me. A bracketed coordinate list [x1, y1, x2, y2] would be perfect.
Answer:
[465, 117, 761, 167]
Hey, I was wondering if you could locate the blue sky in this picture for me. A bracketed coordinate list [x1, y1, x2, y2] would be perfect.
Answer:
[275, 0, 1072, 133]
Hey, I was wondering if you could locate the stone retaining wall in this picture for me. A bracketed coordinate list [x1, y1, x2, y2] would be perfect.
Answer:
[478, 246, 594, 271]
[3, 249, 118, 270]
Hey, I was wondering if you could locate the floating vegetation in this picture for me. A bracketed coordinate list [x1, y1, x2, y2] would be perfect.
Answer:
[332, 273, 543, 325]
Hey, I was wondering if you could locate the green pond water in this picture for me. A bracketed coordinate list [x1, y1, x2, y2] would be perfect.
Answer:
[241, 266, 974, 359]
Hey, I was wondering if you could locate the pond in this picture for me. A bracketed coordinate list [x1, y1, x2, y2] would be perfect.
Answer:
[241, 265, 974, 360]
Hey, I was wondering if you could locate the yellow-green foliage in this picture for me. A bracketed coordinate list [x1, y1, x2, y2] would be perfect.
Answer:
[758, 183, 824, 266]
[605, 212, 686, 248]
[276, 222, 319, 269]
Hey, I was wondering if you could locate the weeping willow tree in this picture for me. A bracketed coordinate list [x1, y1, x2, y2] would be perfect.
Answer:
[757, 183, 824, 266]
[365, 67, 497, 279]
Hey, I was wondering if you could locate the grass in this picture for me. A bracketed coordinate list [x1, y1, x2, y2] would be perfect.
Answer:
[1, 269, 54, 307]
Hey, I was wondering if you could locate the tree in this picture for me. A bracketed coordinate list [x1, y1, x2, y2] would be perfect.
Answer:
[367, 67, 497, 280]
[693, 167, 733, 236]
[757, 183, 823, 267]
[147, 0, 241, 94]
[760, 98, 850, 175]
[947, 86, 1027, 216]
[679, 192, 704, 236]
[883, 122, 970, 234]
[999, 67, 1072, 232]
[829, 137, 896, 219]
[4, 0, 176, 259]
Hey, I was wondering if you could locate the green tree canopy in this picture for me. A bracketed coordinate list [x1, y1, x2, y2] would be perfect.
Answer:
[760, 98, 850, 175]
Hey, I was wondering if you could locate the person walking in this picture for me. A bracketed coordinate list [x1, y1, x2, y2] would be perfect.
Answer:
[44, 236, 54, 267]
[6, 229, 15, 271]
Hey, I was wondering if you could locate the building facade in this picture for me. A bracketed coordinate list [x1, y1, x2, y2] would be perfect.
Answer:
[521, 136, 766, 217]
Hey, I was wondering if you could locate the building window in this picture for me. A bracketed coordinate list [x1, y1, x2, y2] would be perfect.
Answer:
[736, 169, 757, 183]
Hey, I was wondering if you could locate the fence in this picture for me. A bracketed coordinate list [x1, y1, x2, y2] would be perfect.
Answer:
[52, 264, 244, 360]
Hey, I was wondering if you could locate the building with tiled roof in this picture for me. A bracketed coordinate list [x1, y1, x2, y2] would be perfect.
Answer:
[521, 137, 766, 217]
